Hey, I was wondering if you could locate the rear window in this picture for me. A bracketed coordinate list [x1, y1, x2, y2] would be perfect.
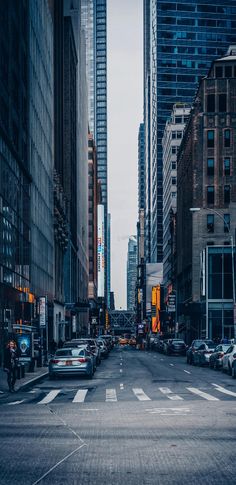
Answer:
[55, 349, 84, 357]
[205, 340, 215, 347]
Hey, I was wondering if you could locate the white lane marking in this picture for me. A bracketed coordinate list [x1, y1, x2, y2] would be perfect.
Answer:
[133, 388, 151, 401]
[37, 389, 61, 405]
[8, 400, 25, 406]
[72, 389, 88, 403]
[0, 391, 4, 394]
[146, 407, 190, 416]
[160, 359, 164, 361]
[120, 363, 122, 365]
[120, 369, 123, 373]
[169, 364, 174, 367]
[120, 383, 124, 390]
[212, 383, 236, 397]
[159, 387, 183, 401]
[106, 389, 117, 402]
[184, 370, 191, 374]
[187, 387, 219, 401]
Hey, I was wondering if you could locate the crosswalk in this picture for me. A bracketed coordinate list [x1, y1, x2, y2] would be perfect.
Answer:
[4, 384, 236, 406]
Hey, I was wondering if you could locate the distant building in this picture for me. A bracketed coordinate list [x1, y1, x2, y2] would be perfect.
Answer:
[88, 133, 98, 309]
[177, 47, 236, 342]
[162, 104, 190, 298]
[127, 236, 138, 311]
[110, 292, 115, 311]
[138, 123, 145, 212]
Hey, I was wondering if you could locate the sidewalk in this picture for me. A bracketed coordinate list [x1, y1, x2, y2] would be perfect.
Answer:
[0, 366, 48, 394]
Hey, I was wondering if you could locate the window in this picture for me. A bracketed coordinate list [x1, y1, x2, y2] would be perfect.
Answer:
[207, 158, 214, 176]
[219, 94, 226, 112]
[207, 214, 214, 233]
[224, 158, 230, 176]
[207, 94, 215, 112]
[224, 214, 230, 232]
[225, 66, 232, 78]
[207, 186, 214, 204]
[224, 185, 230, 204]
[172, 146, 177, 154]
[207, 130, 214, 148]
[215, 66, 223, 78]
[224, 130, 231, 147]
[172, 177, 177, 185]
[172, 162, 176, 170]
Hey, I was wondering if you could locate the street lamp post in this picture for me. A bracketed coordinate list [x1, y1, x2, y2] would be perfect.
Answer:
[190, 207, 236, 340]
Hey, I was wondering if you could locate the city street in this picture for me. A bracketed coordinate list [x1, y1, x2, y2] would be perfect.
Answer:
[0, 346, 235, 485]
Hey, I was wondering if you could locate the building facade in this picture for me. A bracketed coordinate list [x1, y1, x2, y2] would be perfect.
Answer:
[88, 133, 98, 310]
[162, 104, 190, 298]
[177, 48, 236, 342]
[127, 236, 138, 311]
[147, 0, 236, 264]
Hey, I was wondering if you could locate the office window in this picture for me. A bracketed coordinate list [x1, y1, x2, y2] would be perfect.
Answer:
[215, 66, 223, 78]
[225, 66, 232, 77]
[172, 162, 176, 170]
[207, 130, 214, 148]
[172, 146, 177, 154]
[172, 177, 177, 185]
[224, 130, 231, 147]
[207, 158, 214, 176]
[207, 186, 214, 204]
[207, 214, 214, 233]
[207, 94, 215, 112]
[224, 158, 230, 176]
[224, 185, 230, 204]
[224, 214, 230, 232]
[219, 94, 226, 112]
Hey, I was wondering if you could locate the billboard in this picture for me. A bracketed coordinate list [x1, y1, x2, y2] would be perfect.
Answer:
[97, 204, 105, 297]
[39, 297, 47, 327]
[16, 334, 32, 362]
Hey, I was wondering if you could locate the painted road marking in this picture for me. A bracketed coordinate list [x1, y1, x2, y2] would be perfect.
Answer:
[170, 364, 174, 367]
[212, 383, 236, 398]
[133, 388, 151, 401]
[184, 370, 191, 374]
[146, 407, 190, 416]
[120, 369, 123, 373]
[187, 387, 219, 401]
[37, 390, 61, 405]
[106, 389, 117, 402]
[159, 387, 183, 401]
[73, 389, 88, 403]
[120, 383, 124, 390]
[8, 400, 25, 405]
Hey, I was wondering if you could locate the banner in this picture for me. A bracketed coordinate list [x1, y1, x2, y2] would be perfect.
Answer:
[97, 204, 105, 297]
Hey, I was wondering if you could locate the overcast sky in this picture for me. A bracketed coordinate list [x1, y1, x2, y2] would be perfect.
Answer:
[107, 0, 143, 309]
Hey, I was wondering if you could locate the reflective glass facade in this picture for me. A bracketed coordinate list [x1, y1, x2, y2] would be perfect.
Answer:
[150, 0, 236, 262]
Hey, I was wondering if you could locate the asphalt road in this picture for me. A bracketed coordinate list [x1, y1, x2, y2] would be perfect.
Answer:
[0, 346, 236, 485]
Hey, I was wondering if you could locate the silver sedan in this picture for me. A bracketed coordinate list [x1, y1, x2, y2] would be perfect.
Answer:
[49, 347, 94, 379]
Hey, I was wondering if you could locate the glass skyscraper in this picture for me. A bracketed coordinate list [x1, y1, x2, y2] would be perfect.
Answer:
[146, 0, 236, 263]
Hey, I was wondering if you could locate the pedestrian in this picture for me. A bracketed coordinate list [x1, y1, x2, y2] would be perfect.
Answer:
[3, 340, 19, 392]
[58, 338, 64, 349]
[50, 339, 57, 354]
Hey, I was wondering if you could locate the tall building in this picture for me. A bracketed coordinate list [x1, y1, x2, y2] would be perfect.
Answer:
[81, 0, 109, 303]
[177, 47, 236, 342]
[138, 124, 145, 212]
[162, 103, 190, 297]
[107, 213, 111, 309]
[127, 236, 138, 311]
[146, 0, 236, 263]
[143, 0, 151, 263]
[0, 0, 31, 347]
[88, 133, 98, 309]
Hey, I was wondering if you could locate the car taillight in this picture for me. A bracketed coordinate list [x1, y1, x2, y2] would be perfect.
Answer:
[233, 353, 236, 359]
[218, 353, 224, 358]
[51, 359, 60, 364]
[78, 358, 88, 363]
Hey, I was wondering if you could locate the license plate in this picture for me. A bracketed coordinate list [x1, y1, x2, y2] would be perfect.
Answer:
[66, 360, 72, 366]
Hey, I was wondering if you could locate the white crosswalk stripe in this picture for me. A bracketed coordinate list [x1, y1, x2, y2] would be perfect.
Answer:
[187, 387, 219, 401]
[72, 389, 88, 403]
[212, 383, 236, 397]
[8, 400, 25, 406]
[37, 390, 61, 405]
[159, 387, 183, 401]
[106, 389, 117, 402]
[133, 388, 151, 401]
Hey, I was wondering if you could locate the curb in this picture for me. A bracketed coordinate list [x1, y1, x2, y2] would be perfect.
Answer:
[16, 371, 49, 392]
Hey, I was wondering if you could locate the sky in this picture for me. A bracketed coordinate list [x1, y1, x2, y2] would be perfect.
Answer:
[107, 0, 143, 310]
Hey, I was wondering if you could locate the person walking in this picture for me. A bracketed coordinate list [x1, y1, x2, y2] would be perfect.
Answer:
[3, 340, 19, 392]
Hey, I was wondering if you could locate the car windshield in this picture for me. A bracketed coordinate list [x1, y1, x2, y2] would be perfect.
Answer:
[205, 341, 215, 347]
[55, 349, 84, 357]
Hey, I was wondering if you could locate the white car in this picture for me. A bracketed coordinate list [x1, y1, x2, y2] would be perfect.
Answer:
[222, 344, 236, 375]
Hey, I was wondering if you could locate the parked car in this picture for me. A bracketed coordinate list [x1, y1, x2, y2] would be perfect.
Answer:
[49, 347, 94, 379]
[154, 337, 165, 353]
[97, 338, 109, 358]
[129, 336, 136, 346]
[163, 339, 187, 356]
[232, 358, 236, 379]
[209, 344, 230, 370]
[193, 341, 216, 366]
[63, 340, 97, 372]
[101, 335, 114, 350]
[187, 340, 214, 365]
[71, 338, 101, 366]
[222, 344, 236, 375]
[119, 336, 129, 346]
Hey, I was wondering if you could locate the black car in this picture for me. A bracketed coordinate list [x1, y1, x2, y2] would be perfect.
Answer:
[186, 339, 214, 365]
[163, 339, 187, 355]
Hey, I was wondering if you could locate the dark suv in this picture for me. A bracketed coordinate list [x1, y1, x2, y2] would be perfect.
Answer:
[163, 339, 187, 356]
[186, 340, 214, 365]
